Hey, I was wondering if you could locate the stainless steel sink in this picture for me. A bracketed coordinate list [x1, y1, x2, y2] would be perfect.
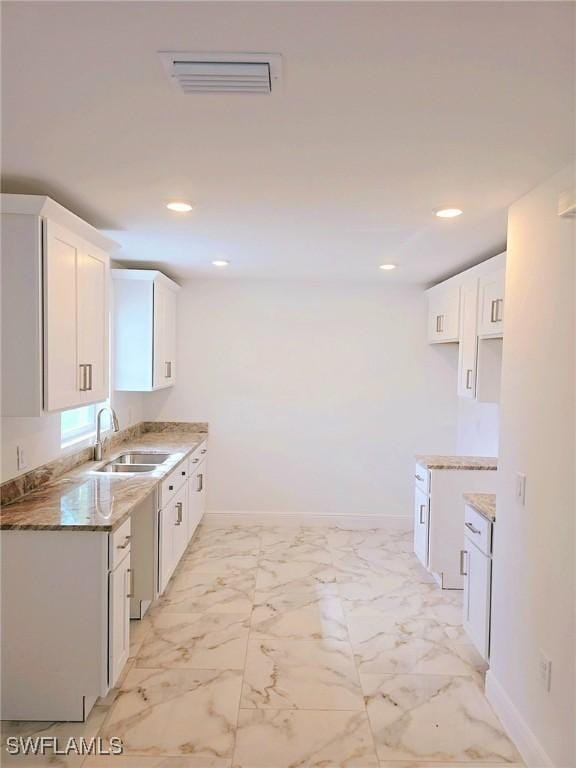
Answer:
[96, 463, 155, 474]
[114, 452, 170, 465]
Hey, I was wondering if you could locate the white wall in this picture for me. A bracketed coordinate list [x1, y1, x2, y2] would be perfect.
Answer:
[145, 279, 458, 518]
[456, 398, 500, 456]
[488, 166, 575, 767]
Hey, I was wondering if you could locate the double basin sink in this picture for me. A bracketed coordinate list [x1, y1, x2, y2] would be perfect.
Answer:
[97, 452, 171, 474]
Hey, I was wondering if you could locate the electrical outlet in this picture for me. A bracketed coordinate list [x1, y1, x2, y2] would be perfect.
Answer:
[515, 473, 527, 506]
[538, 650, 552, 691]
[16, 445, 26, 471]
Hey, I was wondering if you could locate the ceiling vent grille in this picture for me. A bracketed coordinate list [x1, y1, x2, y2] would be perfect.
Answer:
[159, 52, 282, 95]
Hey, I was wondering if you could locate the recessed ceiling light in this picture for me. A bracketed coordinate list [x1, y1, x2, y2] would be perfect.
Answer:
[166, 201, 193, 212]
[379, 263, 397, 271]
[434, 207, 463, 218]
[212, 260, 229, 267]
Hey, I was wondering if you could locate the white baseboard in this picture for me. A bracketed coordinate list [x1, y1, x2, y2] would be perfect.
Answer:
[485, 670, 554, 767]
[203, 511, 413, 530]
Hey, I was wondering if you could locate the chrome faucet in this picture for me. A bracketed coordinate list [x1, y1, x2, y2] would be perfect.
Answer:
[94, 406, 120, 461]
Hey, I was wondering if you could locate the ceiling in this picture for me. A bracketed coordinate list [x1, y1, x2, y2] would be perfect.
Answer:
[2, 1, 574, 284]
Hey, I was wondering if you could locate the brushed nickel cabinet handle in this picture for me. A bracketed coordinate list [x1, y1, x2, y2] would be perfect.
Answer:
[415, 474, 424, 482]
[466, 368, 473, 390]
[117, 535, 131, 550]
[465, 521, 482, 535]
[436, 314, 444, 333]
[419, 504, 426, 525]
[126, 567, 134, 598]
[201, 448, 207, 454]
[496, 298, 503, 322]
[459, 549, 468, 576]
[87, 363, 93, 391]
[197, 473, 204, 493]
[192, 457, 199, 464]
[490, 299, 497, 323]
[175, 501, 183, 525]
[165, 361, 172, 379]
[79, 364, 87, 391]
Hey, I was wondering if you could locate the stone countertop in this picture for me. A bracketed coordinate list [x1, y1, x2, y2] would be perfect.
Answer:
[415, 454, 498, 471]
[464, 492, 496, 522]
[0, 432, 207, 532]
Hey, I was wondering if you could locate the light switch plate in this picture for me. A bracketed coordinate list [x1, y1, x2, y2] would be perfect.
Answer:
[515, 473, 527, 506]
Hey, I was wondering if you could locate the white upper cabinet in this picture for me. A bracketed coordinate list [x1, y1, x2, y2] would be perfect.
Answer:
[426, 252, 506, 402]
[478, 268, 505, 337]
[44, 221, 110, 411]
[112, 269, 179, 392]
[1, 195, 116, 416]
[457, 280, 479, 399]
[427, 286, 460, 343]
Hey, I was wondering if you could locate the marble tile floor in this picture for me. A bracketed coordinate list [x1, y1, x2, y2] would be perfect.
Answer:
[1, 525, 523, 768]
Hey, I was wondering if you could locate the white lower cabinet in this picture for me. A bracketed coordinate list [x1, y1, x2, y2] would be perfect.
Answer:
[413, 463, 497, 589]
[158, 483, 188, 594]
[462, 505, 493, 660]
[108, 550, 131, 687]
[0, 523, 130, 721]
[413, 484, 430, 568]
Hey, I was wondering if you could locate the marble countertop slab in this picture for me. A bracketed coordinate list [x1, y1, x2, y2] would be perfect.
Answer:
[415, 454, 498, 471]
[0, 432, 207, 532]
[463, 492, 496, 522]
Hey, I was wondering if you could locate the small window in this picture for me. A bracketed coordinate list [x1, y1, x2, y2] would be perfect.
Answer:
[60, 402, 107, 446]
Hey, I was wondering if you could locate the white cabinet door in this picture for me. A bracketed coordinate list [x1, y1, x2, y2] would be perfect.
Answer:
[158, 485, 188, 593]
[457, 281, 479, 398]
[109, 552, 131, 687]
[413, 486, 430, 567]
[428, 289, 460, 343]
[188, 464, 206, 542]
[43, 221, 83, 412]
[153, 280, 167, 388]
[164, 288, 177, 385]
[153, 280, 177, 389]
[478, 269, 505, 338]
[77, 247, 109, 404]
[463, 540, 491, 660]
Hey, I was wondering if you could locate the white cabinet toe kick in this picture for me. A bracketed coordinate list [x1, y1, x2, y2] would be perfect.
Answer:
[413, 461, 497, 589]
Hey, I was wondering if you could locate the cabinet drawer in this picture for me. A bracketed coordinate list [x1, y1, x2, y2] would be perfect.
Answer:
[109, 518, 131, 570]
[160, 463, 187, 508]
[414, 463, 430, 495]
[464, 505, 492, 555]
[188, 441, 208, 474]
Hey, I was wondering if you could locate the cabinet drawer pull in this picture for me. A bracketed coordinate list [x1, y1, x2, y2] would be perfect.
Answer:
[117, 535, 131, 550]
[466, 368, 473, 390]
[415, 474, 424, 482]
[175, 501, 183, 525]
[192, 457, 199, 464]
[201, 448, 207, 454]
[165, 361, 172, 379]
[436, 314, 444, 333]
[86, 363, 93, 391]
[197, 473, 204, 493]
[419, 504, 426, 525]
[465, 521, 482, 535]
[126, 567, 134, 598]
[459, 549, 468, 576]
